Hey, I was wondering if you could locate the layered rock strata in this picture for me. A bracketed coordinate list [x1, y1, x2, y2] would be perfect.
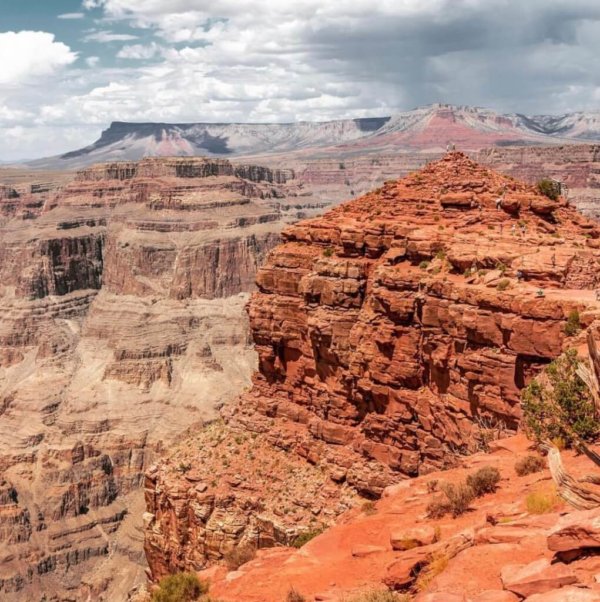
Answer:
[145, 152, 600, 579]
[0, 157, 314, 600]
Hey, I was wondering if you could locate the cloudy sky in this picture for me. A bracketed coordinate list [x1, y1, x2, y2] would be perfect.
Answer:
[1, 0, 600, 160]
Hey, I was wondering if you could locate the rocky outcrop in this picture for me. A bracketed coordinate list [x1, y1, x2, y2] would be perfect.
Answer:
[143, 152, 600, 580]
[0, 157, 320, 600]
[192, 435, 600, 601]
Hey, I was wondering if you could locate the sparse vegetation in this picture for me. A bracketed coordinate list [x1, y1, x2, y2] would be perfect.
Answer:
[495, 261, 507, 275]
[419, 260, 430, 270]
[496, 278, 510, 291]
[414, 552, 449, 592]
[426, 479, 439, 493]
[177, 462, 192, 474]
[287, 587, 307, 602]
[426, 465, 502, 519]
[466, 466, 501, 496]
[522, 349, 600, 446]
[323, 246, 334, 257]
[526, 488, 561, 514]
[564, 309, 581, 336]
[515, 454, 545, 476]
[151, 572, 208, 602]
[537, 178, 559, 201]
[344, 589, 402, 602]
[223, 544, 256, 571]
[291, 526, 325, 548]
[361, 500, 377, 515]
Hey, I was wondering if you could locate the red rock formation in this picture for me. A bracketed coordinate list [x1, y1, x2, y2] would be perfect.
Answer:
[196, 435, 600, 601]
[144, 152, 600, 582]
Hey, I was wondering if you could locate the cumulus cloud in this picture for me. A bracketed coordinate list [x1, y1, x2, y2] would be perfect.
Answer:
[0, 31, 77, 85]
[2, 0, 600, 159]
[117, 42, 161, 59]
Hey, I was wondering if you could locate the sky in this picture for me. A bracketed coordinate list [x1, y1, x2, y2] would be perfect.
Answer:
[1, 0, 600, 160]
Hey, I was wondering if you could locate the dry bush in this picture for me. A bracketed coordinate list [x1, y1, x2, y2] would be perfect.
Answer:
[526, 488, 561, 514]
[345, 589, 401, 602]
[151, 572, 208, 602]
[515, 454, 545, 476]
[223, 544, 256, 571]
[466, 466, 501, 496]
[286, 587, 306, 602]
[415, 552, 449, 592]
[361, 500, 377, 516]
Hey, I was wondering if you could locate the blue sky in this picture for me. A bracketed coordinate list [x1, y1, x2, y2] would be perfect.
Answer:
[1, 0, 600, 160]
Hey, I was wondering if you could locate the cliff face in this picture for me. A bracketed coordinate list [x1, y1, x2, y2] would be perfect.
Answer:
[0, 158, 317, 600]
[144, 152, 600, 580]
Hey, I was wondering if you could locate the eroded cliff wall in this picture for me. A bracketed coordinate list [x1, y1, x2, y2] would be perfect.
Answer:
[144, 152, 600, 579]
[0, 157, 317, 600]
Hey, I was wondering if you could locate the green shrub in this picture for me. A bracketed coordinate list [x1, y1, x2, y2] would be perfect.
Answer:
[419, 260, 430, 270]
[466, 466, 501, 496]
[323, 246, 334, 257]
[522, 349, 600, 446]
[537, 178, 559, 200]
[291, 526, 325, 548]
[496, 278, 510, 291]
[564, 309, 581, 336]
[151, 573, 208, 602]
[515, 454, 545, 476]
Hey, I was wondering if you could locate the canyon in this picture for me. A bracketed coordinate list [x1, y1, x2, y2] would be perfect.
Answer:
[2, 144, 600, 601]
[143, 152, 600, 599]
[0, 157, 323, 601]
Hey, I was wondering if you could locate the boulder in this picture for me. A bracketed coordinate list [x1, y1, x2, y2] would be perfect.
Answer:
[501, 559, 578, 598]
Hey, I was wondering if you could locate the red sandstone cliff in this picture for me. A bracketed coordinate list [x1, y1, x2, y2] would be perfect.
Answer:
[144, 152, 600, 586]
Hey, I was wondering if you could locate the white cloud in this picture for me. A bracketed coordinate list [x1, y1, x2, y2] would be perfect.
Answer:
[0, 31, 77, 85]
[117, 42, 161, 59]
[58, 12, 85, 19]
[83, 30, 138, 42]
[2, 0, 600, 160]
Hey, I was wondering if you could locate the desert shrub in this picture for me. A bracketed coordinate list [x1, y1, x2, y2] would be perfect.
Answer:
[441, 482, 475, 517]
[361, 500, 377, 516]
[496, 278, 510, 291]
[495, 261, 507, 274]
[291, 526, 325, 548]
[345, 589, 401, 602]
[522, 349, 600, 446]
[426, 479, 439, 493]
[223, 544, 256, 571]
[419, 260, 430, 270]
[287, 587, 306, 602]
[564, 309, 581, 336]
[323, 246, 334, 257]
[415, 552, 449, 592]
[426, 497, 450, 519]
[466, 466, 501, 496]
[151, 573, 208, 602]
[526, 488, 561, 514]
[537, 178, 559, 201]
[515, 454, 545, 476]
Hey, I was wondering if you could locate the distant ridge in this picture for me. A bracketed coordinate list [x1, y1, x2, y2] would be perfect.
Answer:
[27, 104, 600, 169]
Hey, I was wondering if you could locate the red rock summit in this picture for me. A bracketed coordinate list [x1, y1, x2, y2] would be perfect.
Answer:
[144, 152, 600, 578]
